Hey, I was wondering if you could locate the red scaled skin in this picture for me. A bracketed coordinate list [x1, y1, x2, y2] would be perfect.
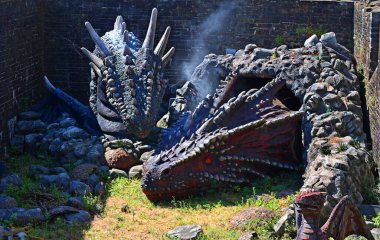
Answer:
[294, 192, 374, 240]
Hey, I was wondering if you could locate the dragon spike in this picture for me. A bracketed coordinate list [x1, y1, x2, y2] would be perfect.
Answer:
[162, 47, 175, 66]
[114, 16, 124, 31]
[89, 62, 102, 77]
[142, 8, 158, 49]
[121, 22, 127, 35]
[85, 21, 112, 57]
[123, 30, 129, 42]
[154, 26, 171, 57]
[123, 44, 132, 56]
[81, 47, 104, 68]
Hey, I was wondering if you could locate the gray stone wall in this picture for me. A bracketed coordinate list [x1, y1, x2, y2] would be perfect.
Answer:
[0, 0, 45, 154]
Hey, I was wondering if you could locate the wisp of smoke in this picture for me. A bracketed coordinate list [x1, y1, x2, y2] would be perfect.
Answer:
[181, 0, 241, 98]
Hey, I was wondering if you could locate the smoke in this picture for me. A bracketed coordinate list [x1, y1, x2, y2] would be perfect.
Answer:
[181, 0, 241, 97]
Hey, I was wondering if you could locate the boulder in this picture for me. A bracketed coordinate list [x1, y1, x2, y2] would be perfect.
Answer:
[229, 207, 275, 230]
[71, 164, 97, 181]
[129, 165, 143, 178]
[105, 148, 139, 170]
[40, 173, 70, 190]
[0, 195, 17, 209]
[0, 174, 22, 192]
[28, 164, 50, 178]
[69, 180, 91, 197]
[167, 225, 203, 240]
[63, 210, 92, 226]
[15, 120, 46, 135]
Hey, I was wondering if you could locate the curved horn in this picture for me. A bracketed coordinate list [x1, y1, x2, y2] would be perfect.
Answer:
[89, 62, 102, 77]
[43, 76, 56, 92]
[142, 8, 158, 49]
[162, 47, 175, 67]
[154, 26, 171, 57]
[81, 47, 104, 68]
[85, 21, 112, 57]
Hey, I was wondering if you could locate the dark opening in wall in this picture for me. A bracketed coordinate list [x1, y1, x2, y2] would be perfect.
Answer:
[235, 76, 302, 111]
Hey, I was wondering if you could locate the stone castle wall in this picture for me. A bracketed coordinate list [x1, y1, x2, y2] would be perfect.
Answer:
[354, 0, 380, 171]
[0, 0, 45, 154]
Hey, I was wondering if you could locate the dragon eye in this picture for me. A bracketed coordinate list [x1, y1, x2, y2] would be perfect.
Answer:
[162, 168, 171, 176]
[204, 156, 214, 164]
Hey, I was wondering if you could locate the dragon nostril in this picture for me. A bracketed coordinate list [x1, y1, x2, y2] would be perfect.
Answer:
[162, 168, 171, 176]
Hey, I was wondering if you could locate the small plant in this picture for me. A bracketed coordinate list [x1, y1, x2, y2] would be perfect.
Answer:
[320, 145, 331, 156]
[373, 212, 380, 227]
[325, 106, 332, 113]
[352, 138, 362, 149]
[115, 140, 132, 149]
[296, 26, 327, 38]
[336, 143, 348, 153]
[275, 35, 285, 45]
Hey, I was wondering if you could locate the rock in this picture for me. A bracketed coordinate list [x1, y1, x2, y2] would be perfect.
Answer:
[50, 167, 67, 175]
[62, 127, 87, 140]
[167, 225, 203, 240]
[97, 165, 110, 175]
[274, 206, 295, 236]
[49, 206, 79, 219]
[85, 143, 104, 163]
[230, 207, 275, 230]
[10, 135, 24, 153]
[0, 195, 17, 209]
[71, 163, 97, 181]
[105, 148, 139, 170]
[59, 118, 77, 128]
[15, 120, 46, 135]
[304, 34, 319, 47]
[40, 173, 70, 190]
[359, 205, 380, 219]
[69, 181, 91, 197]
[66, 197, 85, 209]
[28, 165, 50, 178]
[139, 150, 154, 162]
[371, 228, 380, 240]
[18, 111, 41, 121]
[0, 208, 45, 226]
[0, 174, 22, 192]
[24, 133, 44, 152]
[238, 231, 258, 240]
[93, 182, 105, 196]
[109, 168, 128, 178]
[63, 210, 91, 226]
[320, 32, 337, 47]
[366, 221, 376, 230]
[129, 165, 143, 178]
[87, 174, 100, 189]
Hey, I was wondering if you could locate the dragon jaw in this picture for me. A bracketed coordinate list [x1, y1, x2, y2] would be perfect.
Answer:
[82, 8, 175, 139]
[142, 78, 304, 202]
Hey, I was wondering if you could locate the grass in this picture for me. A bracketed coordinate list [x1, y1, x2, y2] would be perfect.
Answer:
[1, 153, 302, 239]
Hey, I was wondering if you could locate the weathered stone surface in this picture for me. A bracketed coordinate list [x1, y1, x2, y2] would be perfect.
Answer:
[304, 34, 319, 47]
[230, 207, 275, 230]
[49, 206, 79, 219]
[66, 197, 85, 209]
[19, 111, 41, 121]
[129, 165, 143, 178]
[93, 182, 106, 196]
[62, 126, 87, 140]
[238, 231, 257, 240]
[85, 143, 104, 163]
[0, 195, 17, 209]
[28, 164, 50, 178]
[359, 205, 380, 219]
[69, 180, 91, 197]
[15, 120, 47, 135]
[0, 208, 45, 226]
[70, 163, 97, 181]
[105, 148, 138, 170]
[109, 168, 128, 178]
[10, 135, 24, 153]
[63, 210, 92, 226]
[0, 174, 22, 192]
[40, 173, 70, 190]
[167, 225, 203, 240]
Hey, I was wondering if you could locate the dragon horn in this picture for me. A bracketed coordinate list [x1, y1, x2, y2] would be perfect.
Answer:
[114, 16, 124, 31]
[43, 76, 56, 91]
[121, 22, 126, 35]
[154, 26, 171, 57]
[85, 21, 112, 57]
[162, 47, 175, 67]
[81, 47, 104, 68]
[89, 62, 102, 77]
[142, 8, 158, 49]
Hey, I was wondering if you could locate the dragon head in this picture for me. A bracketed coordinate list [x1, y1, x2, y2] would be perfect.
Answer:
[142, 77, 303, 201]
[294, 191, 326, 213]
[82, 9, 175, 139]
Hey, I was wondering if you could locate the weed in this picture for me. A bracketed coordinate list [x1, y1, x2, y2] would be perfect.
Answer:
[320, 145, 331, 156]
[352, 138, 362, 149]
[336, 143, 348, 153]
[275, 35, 285, 45]
[296, 26, 327, 38]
